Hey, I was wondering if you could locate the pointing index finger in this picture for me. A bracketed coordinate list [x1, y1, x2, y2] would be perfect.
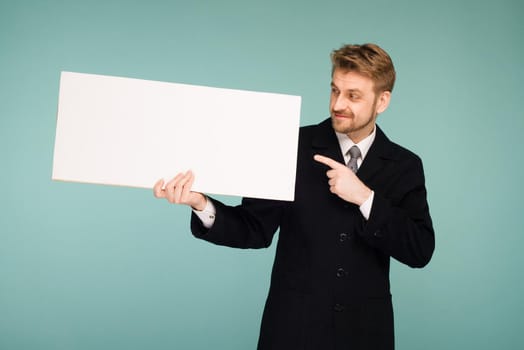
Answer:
[313, 154, 345, 169]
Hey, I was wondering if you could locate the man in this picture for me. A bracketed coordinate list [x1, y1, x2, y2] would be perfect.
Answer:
[153, 43, 435, 350]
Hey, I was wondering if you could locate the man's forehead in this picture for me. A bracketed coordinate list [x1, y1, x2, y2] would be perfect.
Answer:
[332, 70, 374, 88]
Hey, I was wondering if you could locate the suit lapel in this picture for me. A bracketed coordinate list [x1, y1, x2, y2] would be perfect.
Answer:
[357, 125, 395, 182]
[311, 118, 346, 164]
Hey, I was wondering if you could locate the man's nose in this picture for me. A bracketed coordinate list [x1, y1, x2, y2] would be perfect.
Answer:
[333, 95, 346, 111]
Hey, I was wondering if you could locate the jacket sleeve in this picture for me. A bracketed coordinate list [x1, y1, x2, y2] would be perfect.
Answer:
[358, 156, 435, 268]
[191, 197, 286, 249]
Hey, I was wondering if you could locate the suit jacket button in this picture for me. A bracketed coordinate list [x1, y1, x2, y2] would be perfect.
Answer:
[336, 268, 347, 278]
[374, 230, 383, 238]
[339, 233, 348, 242]
[334, 303, 345, 312]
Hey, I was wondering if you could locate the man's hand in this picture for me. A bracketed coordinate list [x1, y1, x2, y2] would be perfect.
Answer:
[153, 170, 207, 211]
[313, 154, 372, 206]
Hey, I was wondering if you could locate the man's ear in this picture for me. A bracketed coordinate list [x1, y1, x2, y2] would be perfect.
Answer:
[376, 91, 391, 114]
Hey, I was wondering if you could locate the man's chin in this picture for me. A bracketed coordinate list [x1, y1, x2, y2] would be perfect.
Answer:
[331, 117, 351, 134]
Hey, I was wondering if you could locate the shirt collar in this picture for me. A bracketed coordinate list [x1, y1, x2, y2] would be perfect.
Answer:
[335, 126, 376, 162]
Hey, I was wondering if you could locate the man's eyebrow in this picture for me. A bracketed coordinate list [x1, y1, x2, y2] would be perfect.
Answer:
[330, 82, 362, 94]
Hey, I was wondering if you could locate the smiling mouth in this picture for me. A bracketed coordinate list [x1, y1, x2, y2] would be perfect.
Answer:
[334, 113, 352, 119]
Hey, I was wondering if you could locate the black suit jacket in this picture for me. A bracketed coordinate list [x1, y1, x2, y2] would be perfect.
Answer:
[191, 118, 435, 350]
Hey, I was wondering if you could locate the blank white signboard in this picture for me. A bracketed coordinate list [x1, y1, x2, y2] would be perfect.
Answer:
[52, 72, 301, 200]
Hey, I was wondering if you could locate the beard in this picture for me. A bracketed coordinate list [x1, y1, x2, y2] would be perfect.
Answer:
[330, 97, 378, 135]
[331, 113, 377, 136]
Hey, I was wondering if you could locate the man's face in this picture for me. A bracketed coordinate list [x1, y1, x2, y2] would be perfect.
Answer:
[330, 68, 390, 143]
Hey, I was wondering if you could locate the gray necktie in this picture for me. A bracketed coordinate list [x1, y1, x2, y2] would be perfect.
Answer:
[346, 145, 361, 173]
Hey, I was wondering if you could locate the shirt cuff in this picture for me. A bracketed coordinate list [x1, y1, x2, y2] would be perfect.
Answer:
[359, 190, 374, 220]
[193, 198, 216, 229]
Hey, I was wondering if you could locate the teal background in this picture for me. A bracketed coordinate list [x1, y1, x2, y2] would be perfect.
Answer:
[1, 0, 523, 349]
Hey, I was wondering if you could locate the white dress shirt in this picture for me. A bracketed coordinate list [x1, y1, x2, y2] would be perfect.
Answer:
[335, 126, 376, 220]
[194, 127, 377, 228]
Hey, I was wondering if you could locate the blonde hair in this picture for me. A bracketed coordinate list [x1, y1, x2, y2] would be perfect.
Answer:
[331, 43, 396, 93]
